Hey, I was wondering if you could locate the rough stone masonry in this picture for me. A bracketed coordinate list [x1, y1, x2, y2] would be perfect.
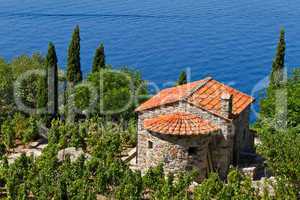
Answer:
[135, 77, 254, 180]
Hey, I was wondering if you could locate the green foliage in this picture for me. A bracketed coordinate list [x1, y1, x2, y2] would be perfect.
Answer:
[36, 67, 48, 110]
[115, 170, 143, 200]
[194, 170, 260, 200]
[169, 171, 198, 200]
[18, 73, 40, 109]
[12, 113, 27, 139]
[0, 117, 285, 199]
[47, 120, 86, 149]
[74, 85, 91, 111]
[255, 35, 300, 194]
[256, 70, 300, 193]
[119, 118, 138, 146]
[2, 27, 299, 199]
[9, 113, 39, 145]
[270, 29, 286, 87]
[4, 154, 33, 199]
[65, 26, 83, 122]
[142, 164, 164, 191]
[257, 124, 300, 193]
[92, 43, 106, 73]
[177, 71, 187, 85]
[220, 169, 257, 200]
[0, 114, 37, 151]
[47, 120, 61, 144]
[1, 119, 15, 150]
[12, 54, 46, 110]
[194, 173, 223, 199]
[21, 117, 39, 144]
[142, 165, 197, 200]
[0, 143, 6, 158]
[46, 42, 59, 117]
[0, 55, 50, 122]
[88, 67, 147, 120]
[0, 58, 14, 124]
[67, 25, 82, 85]
[10, 53, 45, 79]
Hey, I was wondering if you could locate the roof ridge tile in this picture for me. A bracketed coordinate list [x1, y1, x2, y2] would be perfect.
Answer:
[181, 76, 212, 101]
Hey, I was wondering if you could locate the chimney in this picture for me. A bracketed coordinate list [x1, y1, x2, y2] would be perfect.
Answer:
[220, 92, 233, 118]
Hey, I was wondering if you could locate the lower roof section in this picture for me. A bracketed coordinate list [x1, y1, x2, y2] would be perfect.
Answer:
[143, 112, 220, 136]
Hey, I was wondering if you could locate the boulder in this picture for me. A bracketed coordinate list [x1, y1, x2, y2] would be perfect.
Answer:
[57, 147, 91, 162]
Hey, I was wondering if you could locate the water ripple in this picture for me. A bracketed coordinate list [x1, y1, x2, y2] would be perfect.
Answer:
[0, 12, 194, 20]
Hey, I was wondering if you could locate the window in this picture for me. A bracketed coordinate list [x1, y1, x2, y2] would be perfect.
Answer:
[188, 147, 197, 156]
[243, 129, 246, 140]
[148, 141, 153, 149]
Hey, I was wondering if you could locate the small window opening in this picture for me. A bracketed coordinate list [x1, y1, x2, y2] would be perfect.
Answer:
[188, 147, 197, 156]
[243, 129, 246, 140]
[148, 141, 153, 149]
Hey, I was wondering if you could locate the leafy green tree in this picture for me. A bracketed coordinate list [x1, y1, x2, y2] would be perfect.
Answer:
[10, 54, 45, 79]
[88, 68, 147, 120]
[270, 29, 286, 87]
[12, 54, 46, 110]
[177, 71, 187, 85]
[92, 43, 106, 73]
[18, 74, 40, 109]
[46, 42, 59, 118]
[67, 25, 82, 86]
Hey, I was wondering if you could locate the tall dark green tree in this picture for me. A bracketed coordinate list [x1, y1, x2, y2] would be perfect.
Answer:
[46, 42, 59, 118]
[67, 25, 82, 86]
[37, 69, 48, 111]
[177, 71, 187, 85]
[66, 26, 82, 122]
[92, 43, 105, 73]
[270, 29, 286, 87]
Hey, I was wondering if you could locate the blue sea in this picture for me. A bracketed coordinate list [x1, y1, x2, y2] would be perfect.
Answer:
[1, 0, 300, 120]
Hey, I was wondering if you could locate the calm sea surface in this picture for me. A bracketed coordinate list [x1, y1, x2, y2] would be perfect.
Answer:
[1, 0, 300, 120]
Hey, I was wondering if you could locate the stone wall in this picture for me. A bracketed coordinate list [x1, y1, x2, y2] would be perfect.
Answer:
[137, 100, 250, 179]
[233, 106, 254, 161]
[137, 130, 213, 181]
[180, 101, 235, 178]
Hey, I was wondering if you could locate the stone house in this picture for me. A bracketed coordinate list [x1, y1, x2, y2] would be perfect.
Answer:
[135, 77, 254, 180]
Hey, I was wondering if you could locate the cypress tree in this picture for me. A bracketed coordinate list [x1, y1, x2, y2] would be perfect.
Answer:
[177, 71, 187, 85]
[37, 68, 48, 111]
[92, 43, 105, 73]
[46, 42, 59, 118]
[270, 29, 286, 87]
[67, 25, 82, 86]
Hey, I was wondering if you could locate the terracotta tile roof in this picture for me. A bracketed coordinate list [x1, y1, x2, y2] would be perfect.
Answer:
[135, 77, 211, 112]
[143, 112, 220, 136]
[186, 79, 254, 116]
[136, 77, 254, 119]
